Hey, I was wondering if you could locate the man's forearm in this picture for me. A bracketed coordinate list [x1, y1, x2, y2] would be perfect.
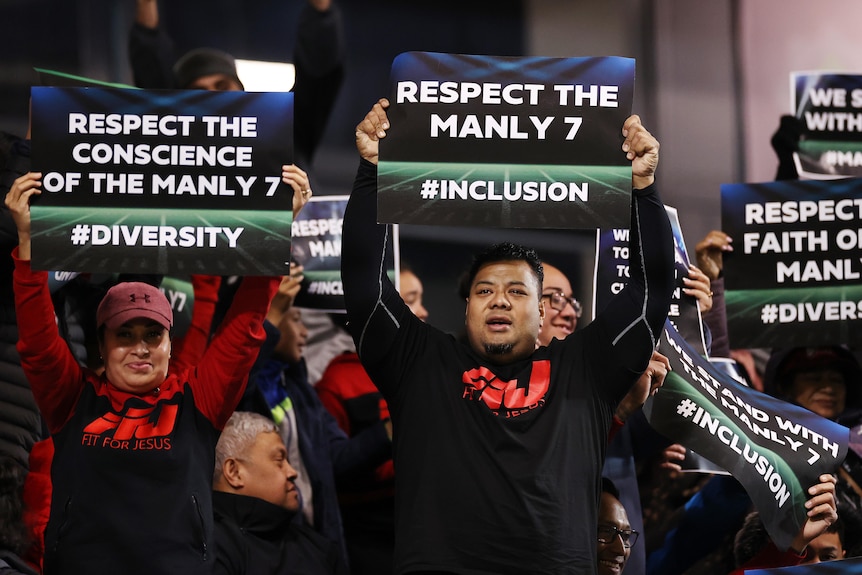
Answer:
[631, 184, 675, 338]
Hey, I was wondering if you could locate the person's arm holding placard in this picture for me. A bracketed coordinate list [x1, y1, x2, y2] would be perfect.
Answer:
[342, 98, 398, 370]
[129, 0, 175, 89]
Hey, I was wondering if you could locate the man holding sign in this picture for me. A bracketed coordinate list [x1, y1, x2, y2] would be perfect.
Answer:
[342, 97, 674, 574]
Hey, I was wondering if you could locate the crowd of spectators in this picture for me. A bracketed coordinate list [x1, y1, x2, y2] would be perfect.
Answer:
[0, 2, 858, 574]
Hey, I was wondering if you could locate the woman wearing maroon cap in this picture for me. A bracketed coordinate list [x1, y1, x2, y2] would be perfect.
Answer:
[765, 346, 862, 423]
[93, 281, 175, 394]
[4, 172, 286, 575]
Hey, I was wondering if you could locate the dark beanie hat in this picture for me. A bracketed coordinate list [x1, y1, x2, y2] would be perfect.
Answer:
[173, 48, 244, 89]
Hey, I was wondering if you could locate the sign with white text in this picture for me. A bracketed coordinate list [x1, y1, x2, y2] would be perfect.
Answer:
[30, 86, 294, 275]
[378, 52, 635, 229]
[291, 196, 399, 312]
[721, 177, 862, 347]
[792, 71, 862, 179]
[594, 206, 708, 354]
[644, 323, 848, 552]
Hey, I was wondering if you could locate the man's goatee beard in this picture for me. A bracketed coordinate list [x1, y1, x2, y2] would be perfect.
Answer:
[484, 343, 514, 356]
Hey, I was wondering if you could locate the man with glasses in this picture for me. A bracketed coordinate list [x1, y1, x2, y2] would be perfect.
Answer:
[598, 478, 637, 575]
[536, 263, 582, 347]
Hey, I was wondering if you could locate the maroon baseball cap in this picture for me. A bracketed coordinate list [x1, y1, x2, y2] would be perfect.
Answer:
[778, 346, 859, 379]
[96, 282, 173, 331]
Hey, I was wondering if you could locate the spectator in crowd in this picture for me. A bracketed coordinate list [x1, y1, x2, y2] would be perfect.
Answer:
[535, 259, 683, 575]
[238, 277, 393, 568]
[127, 0, 350, 386]
[728, 474, 841, 573]
[0, 457, 38, 575]
[128, 0, 343, 170]
[765, 345, 862, 553]
[212, 411, 348, 575]
[647, 347, 862, 574]
[645, 229, 862, 573]
[5, 171, 280, 574]
[0, 132, 45, 474]
[2, 124, 142, 573]
[535, 262, 582, 347]
[343, 97, 674, 573]
[598, 477, 637, 575]
[733, 510, 846, 570]
[694, 229, 769, 391]
[763, 346, 862, 424]
[604, 352, 668, 575]
[315, 265, 428, 575]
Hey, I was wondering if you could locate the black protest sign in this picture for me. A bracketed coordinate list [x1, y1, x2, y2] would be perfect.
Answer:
[644, 323, 848, 551]
[291, 195, 398, 312]
[721, 177, 862, 347]
[378, 52, 635, 229]
[30, 86, 294, 275]
[792, 72, 862, 179]
[594, 206, 707, 354]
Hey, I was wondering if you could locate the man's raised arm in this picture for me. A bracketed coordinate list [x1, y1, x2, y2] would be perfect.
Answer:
[341, 98, 403, 367]
[599, 115, 675, 393]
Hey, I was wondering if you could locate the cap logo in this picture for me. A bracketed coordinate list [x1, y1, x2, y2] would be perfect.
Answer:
[129, 293, 152, 304]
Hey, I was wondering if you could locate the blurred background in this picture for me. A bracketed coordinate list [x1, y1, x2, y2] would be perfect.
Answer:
[3, 0, 860, 333]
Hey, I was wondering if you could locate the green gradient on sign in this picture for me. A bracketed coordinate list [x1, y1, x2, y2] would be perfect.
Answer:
[725, 285, 862, 348]
[377, 161, 631, 229]
[797, 140, 862, 177]
[35, 67, 138, 89]
[651, 370, 807, 549]
[661, 371, 804, 499]
[30, 206, 292, 275]
[304, 270, 342, 282]
[799, 140, 862, 153]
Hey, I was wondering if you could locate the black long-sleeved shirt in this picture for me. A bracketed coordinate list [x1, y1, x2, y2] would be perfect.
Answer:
[341, 159, 675, 574]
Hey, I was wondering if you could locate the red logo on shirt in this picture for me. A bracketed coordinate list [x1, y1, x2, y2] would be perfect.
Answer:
[81, 403, 178, 451]
[462, 360, 550, 416]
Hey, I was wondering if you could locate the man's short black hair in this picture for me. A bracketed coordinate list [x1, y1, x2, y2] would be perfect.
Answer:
[465, 242, 544, 297]
[601, 477, 621, 500]
[734, 511, 845, 567]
